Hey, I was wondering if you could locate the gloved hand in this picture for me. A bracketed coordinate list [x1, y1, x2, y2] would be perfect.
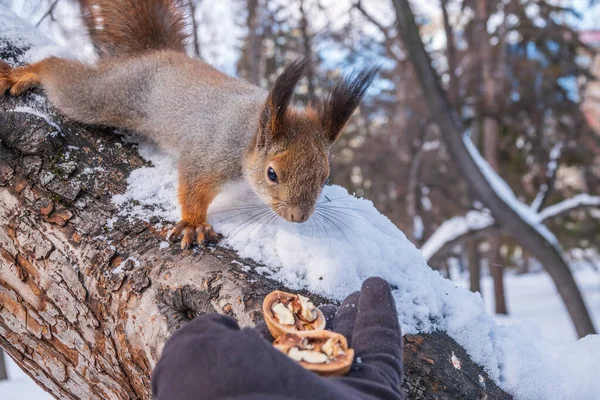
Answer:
[152, 277, 404, 400]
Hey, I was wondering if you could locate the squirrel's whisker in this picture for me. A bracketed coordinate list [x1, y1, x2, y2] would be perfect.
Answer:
[317, 204, 374, 214]
[317, 210, 367, 254]
[248, 212, 280, 255]
[211, 207, 270, 225]
[312, 213, 333, 254]
[318, 195, 351, 204]
[315, 210, 366, 260]
[316, 211, 352, 248]
[209, 204, 270, 214]
[315, 206, 366, 221]
[224, 209, 274, 240]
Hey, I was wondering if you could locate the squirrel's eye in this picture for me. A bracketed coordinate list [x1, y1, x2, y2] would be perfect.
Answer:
[267, 167, 278, 183]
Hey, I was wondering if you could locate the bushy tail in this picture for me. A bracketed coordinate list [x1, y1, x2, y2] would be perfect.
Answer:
[78, 0, 188, 58]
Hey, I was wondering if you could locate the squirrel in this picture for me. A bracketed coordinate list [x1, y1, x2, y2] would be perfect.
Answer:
[0, 0, 377, 249]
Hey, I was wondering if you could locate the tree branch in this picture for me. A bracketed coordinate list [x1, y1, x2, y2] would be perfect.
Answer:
[538, 193, 600, 222]
[36, 0, 60, 27]
[353, 0, 402, 62]
[420, 211, 495, 261]
[531, 142, 562, 212]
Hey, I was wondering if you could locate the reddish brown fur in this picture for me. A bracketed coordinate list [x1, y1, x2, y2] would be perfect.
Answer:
[79, 0, 187, 57]
[174, 172, 221, 248]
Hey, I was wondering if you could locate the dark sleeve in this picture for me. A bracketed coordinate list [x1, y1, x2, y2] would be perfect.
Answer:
[151, 313, 244, 400]
[151, 313, 353, 400]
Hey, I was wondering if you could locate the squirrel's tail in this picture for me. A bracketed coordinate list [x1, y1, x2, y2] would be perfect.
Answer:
[78, 0, 188, 58]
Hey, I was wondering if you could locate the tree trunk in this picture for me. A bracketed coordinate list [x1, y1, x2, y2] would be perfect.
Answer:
[488, 236, 508, 314]
[246, 0, 261, 85]
[0, 36, 511, 400]
[440, 0, 457, 104]
[298, 0, 316, 98]
[467, 240, 481, 294]
[477, 0, 508, 316]
[188, 0, 201, 58]
[0, 348, 7, 381]
[392, 0, 596, 337]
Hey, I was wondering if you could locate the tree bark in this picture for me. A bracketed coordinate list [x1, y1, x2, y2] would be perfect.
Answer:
[392, 0, 596, 337]
[0, 38, 511, 399]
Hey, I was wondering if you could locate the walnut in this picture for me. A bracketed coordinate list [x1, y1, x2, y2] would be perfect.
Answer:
[273, 331, 354, 376]
[263, 290, 326, 338]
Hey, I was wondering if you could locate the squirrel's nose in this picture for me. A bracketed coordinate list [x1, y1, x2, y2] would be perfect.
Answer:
[289, 208, 310, 223]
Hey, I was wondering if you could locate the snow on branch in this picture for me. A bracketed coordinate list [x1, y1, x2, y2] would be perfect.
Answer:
[421, 139, 599, 261]
[462, 134, 561, 248]
[538, 194, 600, 222]
[420, 211, 494, 261]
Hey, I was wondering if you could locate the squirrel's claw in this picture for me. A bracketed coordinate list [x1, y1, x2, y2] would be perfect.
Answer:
[196, 223, 220, 244]
[169, 221, 220, 249]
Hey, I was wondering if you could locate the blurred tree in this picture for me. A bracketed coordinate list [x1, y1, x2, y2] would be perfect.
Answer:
[0, 348, 7, 381]
[393, 0, 596, 337]
[187, 0, 201, 58]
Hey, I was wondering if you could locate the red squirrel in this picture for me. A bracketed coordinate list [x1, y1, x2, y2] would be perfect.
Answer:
[0, 0, 377, 249]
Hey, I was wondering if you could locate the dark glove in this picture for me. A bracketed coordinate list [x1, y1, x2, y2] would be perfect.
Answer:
[152, 277, 404, 400]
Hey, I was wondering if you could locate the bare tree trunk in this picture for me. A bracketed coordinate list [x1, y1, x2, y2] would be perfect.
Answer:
[477, 0, 508, 316]
[0, 348, 7, 381]
[0, 36, 511, 399]
[488, 236, 508, 314]
[467, 240, 481, 294]
[246, 0, 261, 84]
[298, 0, 315, 98]
[440, 0, 457, 104]
[188, 0, 201, 58]
[392, 0, 596, 337]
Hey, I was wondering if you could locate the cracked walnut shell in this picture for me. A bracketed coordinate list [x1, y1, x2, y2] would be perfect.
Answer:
[263, 290, 326, 339]
[273, 331, 354, 377]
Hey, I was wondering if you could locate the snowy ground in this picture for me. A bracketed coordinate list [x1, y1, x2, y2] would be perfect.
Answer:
[455, 269, 600, 342]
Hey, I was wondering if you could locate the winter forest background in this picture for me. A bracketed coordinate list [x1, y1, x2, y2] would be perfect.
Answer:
[1, 0, 600, 397]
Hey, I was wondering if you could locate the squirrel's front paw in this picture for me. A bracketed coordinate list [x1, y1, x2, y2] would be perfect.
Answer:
[0, 61, 41, 96]
[0, 60, 10, 94]
[168, 221, 220, 250]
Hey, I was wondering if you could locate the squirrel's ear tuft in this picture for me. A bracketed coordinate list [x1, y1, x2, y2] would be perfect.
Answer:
[262, 59, 309, 138]
[319, 67, 379, 144]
